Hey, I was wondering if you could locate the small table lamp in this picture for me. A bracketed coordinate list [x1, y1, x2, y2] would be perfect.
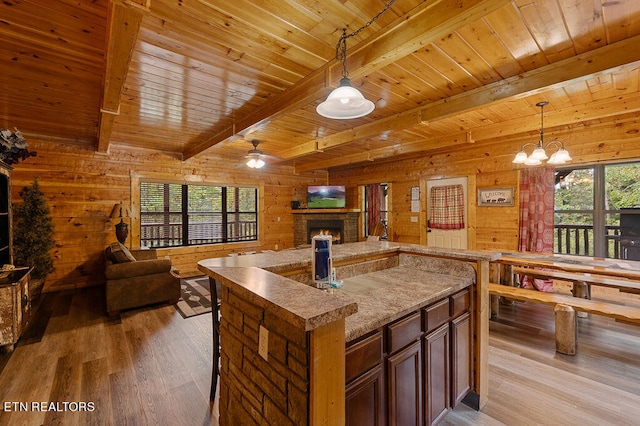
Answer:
[110, 201, 131, 245]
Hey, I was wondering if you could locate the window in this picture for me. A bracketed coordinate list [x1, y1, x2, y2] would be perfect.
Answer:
[554, 162, 640, 259]
[140, 182, 258, 248]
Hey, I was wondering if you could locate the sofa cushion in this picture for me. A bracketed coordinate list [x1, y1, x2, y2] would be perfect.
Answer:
[109, 242, 137, 263]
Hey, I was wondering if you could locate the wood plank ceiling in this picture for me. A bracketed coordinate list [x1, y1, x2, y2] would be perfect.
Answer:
[2, 0, 640, 173]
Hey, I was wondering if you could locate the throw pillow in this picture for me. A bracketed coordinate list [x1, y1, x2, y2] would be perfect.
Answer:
[109, 242, 137, 263]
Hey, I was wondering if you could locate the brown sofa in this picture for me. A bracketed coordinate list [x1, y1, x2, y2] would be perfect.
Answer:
[104, 243, 180, 316]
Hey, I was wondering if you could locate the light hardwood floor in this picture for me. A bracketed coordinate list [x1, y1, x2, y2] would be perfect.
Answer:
[1, 286, 639, 425]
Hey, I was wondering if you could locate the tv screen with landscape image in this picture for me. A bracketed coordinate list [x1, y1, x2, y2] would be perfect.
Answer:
[307, 185, 346, 208]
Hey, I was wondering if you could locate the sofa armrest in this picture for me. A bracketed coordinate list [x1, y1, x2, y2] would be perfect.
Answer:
[130, 249, 158, 261]
[105, 258, 172, 280]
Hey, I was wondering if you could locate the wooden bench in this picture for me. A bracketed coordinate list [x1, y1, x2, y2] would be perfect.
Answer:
[488, 283, 640, 355]
[512, 266, 640, 294]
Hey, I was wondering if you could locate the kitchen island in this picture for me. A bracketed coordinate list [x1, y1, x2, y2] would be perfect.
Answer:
[198, 242, 498, 425]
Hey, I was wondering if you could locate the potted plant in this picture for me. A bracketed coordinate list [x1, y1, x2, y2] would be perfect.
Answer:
[13, 178, 55, 299]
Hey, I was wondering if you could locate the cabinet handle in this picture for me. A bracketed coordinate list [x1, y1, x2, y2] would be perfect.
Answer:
[22, 294, 28, 307]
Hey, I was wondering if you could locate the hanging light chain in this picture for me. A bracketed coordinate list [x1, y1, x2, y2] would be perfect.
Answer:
[537, 101, 548, 146]
[335, 0, 396, 78]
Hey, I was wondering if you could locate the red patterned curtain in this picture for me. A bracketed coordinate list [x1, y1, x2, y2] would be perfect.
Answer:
[366, 184, 382, 233]
[519, 167, 555, 292]
[429, 184, 465, 230]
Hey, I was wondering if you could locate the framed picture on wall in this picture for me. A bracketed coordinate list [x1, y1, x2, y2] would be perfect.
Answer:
[477, 187, 514, 206]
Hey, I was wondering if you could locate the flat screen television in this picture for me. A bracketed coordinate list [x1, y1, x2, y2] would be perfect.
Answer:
[307, 185, 346, 209]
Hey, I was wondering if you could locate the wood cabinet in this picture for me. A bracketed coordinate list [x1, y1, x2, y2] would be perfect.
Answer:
[388, 339, 422, 426]
[0, 267, 31, 352]
[345, 287, 472, 426]
[424, 289, 472, 425]
[346, 364, 386, 426]
[425, 323, 450, 425]
[345, 330, 386, 425]
[451, 312, 472, 407]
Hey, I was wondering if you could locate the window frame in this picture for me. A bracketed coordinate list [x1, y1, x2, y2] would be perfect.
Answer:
[554, 161, 640, 259]
[139, 181, 259, 248]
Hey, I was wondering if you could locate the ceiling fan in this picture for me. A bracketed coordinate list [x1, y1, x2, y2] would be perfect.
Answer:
[244, 139, 278, 169]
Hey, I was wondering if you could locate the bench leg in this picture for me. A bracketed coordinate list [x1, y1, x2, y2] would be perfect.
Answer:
[490, 294, 500, 319]
[572, 281, 591, 318]
[555, 304, 577, 355]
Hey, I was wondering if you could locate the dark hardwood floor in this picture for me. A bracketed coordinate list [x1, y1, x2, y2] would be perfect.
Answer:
[1, 285, 639, 425]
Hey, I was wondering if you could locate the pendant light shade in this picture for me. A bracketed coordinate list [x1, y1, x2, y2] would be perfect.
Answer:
[316, 78, 375, 119]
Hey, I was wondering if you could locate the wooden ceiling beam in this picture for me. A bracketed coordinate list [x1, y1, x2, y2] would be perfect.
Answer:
[294, 90, 640, 173]
[97, 0, 148, 152]
[281, 35, 640, 160]
[181, 0, 512, 160]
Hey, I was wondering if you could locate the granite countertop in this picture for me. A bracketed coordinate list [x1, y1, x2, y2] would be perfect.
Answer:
[198, 242, 495, 337]
[332, 266, 473, 342]
[207, 266, 358, 332]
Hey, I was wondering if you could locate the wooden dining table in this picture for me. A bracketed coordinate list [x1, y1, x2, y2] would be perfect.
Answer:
[494, 251, 640, 294]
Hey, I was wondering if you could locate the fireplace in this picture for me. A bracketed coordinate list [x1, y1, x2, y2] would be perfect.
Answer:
[293, 210, 359, 247]
[307, 220, 344, 244]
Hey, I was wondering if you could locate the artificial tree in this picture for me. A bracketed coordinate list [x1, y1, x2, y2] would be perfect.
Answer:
[13, 178, 55, 299]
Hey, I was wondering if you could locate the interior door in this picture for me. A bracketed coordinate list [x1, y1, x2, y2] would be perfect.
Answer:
[426, 177, 468, 249]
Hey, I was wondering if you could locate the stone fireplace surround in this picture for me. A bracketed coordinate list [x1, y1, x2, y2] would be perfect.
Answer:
[293, 209, 360, 247]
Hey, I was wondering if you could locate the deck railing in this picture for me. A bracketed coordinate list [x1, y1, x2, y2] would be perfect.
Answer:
[554, 224, 623, 259]
[141, 220, 257, 248]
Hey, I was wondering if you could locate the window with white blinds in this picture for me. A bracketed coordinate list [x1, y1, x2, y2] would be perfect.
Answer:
[140, 182, 258, 248]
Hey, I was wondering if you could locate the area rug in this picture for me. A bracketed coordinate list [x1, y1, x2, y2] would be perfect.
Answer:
[175, 276, 212, 318]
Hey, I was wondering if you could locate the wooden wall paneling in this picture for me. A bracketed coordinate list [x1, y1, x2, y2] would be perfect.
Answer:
[6, 114, 640, 294]
[329, 119, 640, 257]
[474, 170, 518, 251]
[9, 140, 323, 292]
[390, 180, 421, 244]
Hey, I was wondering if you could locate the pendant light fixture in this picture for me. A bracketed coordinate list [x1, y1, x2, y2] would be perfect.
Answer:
[512, 101, 572, 166]
[316, 0, 395, 120]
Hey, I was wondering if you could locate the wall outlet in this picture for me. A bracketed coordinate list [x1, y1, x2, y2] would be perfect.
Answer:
[275, 244, 279, 250]
[411, 216, 418, 222]
[259, 325, 269, 361]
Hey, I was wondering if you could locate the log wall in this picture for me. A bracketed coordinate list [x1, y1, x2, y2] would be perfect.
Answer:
[8, 117, 640, 294]
[330, 116, 640, 251]
[9, 140, 326, 293]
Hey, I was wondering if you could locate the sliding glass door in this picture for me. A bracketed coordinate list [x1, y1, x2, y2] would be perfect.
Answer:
[554, 162, 640, 260]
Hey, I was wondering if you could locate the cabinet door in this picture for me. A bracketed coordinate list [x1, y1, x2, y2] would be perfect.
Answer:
[451, 312, 472, 407]
[425, 323, 450, 426]
[387, 340, 422, 426]
[346, 364, 386, 426]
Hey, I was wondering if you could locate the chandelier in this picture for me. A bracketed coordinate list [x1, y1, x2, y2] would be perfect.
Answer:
[316, 1, 395, 120]
[512, 101, 572, 166]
